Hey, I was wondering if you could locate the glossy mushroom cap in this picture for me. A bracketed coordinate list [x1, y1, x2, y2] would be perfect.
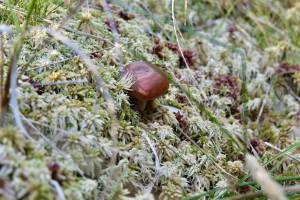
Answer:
[123, 61, 169, 101]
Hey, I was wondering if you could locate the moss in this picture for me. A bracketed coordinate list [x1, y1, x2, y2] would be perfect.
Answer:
[1, 0, 300, 199]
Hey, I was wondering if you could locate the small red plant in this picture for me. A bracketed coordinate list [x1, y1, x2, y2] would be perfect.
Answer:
[276, 63, 300, 75]
[179, 50, 195, 67]
[90, 51, 103, 59]
[176, 94, 188, 104]
[119, 10, 135, 21]
[152, 38, 164, 58]
[227, 24, 238, 34]
[249, 138, 265, 156]
[230, 104, 242, 123]
[0, 179, 5, 189]
[153, 40, 196, 67]
[165, 42, 178, 52]
[104, 19, 120, 33]
[24, 77, 45, 95]
[48, 163, 63, 184]
[227, 24, 238, 40]
[237, 177, 253, 193]
[214, 75, 240, 99]
[175, 111, 188, 131]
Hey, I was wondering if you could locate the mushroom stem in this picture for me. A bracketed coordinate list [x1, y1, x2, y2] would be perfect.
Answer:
[137, 100, 147, 111]
[145, 100, 155, 111]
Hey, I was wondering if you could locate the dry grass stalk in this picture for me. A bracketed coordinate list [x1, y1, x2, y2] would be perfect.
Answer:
[246, 154, 287, 200]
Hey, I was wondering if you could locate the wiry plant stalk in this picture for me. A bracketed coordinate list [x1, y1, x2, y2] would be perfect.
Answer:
[44, 27, 119, 165]
[0, 0, 37, 134]
[63, 25, 114, 45]
[30, 79, 88, 87]
[176, 124, 236, 179]
[50, 180, 66, 200]
[0, 33, 4, 123]
[142, 131, 161, 193]
[1, 0, 86, 131]
[1, 0, 88, 77]
[171, 0, 197, 86]
[264, 142, 300, 163]
[100, 0, 127, 165]
[0, 25, 12, 126]
[228, 185, 300, 200]
[5, 35, 32, 138]
[245, 154, 287, 200]
[58, 0, 86, 29]
[21, 113, 84, 176]
[101, 0, 123, 69]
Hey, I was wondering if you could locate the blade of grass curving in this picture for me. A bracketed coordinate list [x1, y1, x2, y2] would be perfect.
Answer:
[22, 114, 85, 176]
[0, 0, 88, 78]
[184, 0, 187, 26]
[241, 176, 300, 187]
[29, 79, 88, 87]
[0, 25, 11, 125]
[264, 142, 300, 163]
[59, 0, 86, 29]
[45, 27, 119, 165]
[185, 175, 300, 200]
[175, 123, 236, 179]
[245, 154, 287, 200]
[174, 19, 250, 148]
[263, 141, 300, 167]
[191, 31, 250, 147]
[138, 1, 248, 150]
[0, 36, 3, 99]
[227, 185, 300, 200]
[183, 187, 226, 200]
[171, 0, 192, 71]
[5, 0, 21, 32]
[167, 72, 243, 149]
[8, 39, 31, 138]
[237, 141, 300, 190]
[101, 0, 131, 165]
[142, 131, 161, 193]
[50, 180, 66, 200]
[1, 0, 37, 137]
[3, 0, 86, 136]
[134, 1, 171, 39]
[170, 0, 245, 149]
[45, 28, 116, 116]
[1, 0, 89, 138]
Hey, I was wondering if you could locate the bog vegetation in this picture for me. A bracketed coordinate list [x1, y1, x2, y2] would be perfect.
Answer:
[0, 0, 300, 199]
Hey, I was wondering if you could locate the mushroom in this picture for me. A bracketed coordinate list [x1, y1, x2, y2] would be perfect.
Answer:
[122, 61, 169, 111]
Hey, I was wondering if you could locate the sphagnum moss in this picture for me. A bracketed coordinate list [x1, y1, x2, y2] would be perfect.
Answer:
[0, 0, 300, 199]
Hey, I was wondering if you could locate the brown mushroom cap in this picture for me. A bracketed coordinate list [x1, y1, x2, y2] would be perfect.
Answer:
[123, 61, 169, 101]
